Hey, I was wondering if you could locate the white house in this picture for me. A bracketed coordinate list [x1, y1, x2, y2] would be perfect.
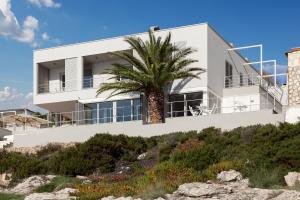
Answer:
[10, 23, 289, 147]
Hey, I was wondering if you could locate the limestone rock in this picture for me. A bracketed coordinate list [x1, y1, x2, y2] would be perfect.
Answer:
[0, 173, 12, 187]
[24, 188, 78, 200]
[284, 172, 300, 187]
[10, 175, 55, 194]
[174, 182, 233, 197]
[137, 152, 147, 160]
[217, 170, 243, 182]
[99, 171, 300, 200]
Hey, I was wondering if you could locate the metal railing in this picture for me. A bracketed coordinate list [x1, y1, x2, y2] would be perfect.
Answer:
[41, 105, 142, 128]
[38, 76, 113, 94]
[224, 73, 285, 102]
[31, 92, 281, 128]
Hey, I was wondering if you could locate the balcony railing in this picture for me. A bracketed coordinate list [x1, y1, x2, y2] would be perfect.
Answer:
[224, 73, 284, 102]
[38, 77, 112, 94]
[29, 92, 281, 128]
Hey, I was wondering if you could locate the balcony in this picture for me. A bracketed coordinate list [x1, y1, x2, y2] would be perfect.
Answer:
[37, 77, 113, 94]
[224, 73, 284, 103]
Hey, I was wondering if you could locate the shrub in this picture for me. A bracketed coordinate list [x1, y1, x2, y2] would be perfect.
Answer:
[35, 176, 79, 193]
[0, 193, 24, 200]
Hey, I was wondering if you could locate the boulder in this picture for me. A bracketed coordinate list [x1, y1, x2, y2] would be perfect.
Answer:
[76, 175, 89, 180]
[284, 172, 300, 187]
[0, 173, 12, 187]
[137, 153, 147, 160]
[217, 170, 243, 182]
[10, 175, 55, 194]
[175, 182, 233, 197]
[24, 188, 78, 200]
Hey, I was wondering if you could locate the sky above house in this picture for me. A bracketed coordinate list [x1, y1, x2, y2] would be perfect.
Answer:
[0, 0, 299, 110]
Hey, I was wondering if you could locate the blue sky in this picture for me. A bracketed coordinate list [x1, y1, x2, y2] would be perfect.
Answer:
[0, 0, 299, 109]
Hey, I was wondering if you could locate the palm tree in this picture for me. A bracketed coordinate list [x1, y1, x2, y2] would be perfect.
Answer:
[97, 30, 204, 124]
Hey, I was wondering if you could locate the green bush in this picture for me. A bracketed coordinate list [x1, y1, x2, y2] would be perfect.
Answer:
[35, 176, 79, 193]
[0, 193, 24, 200]
[0, 134, 149, 180]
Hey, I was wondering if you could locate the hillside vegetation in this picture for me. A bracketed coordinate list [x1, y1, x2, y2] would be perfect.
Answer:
[1, 122, 300, 199]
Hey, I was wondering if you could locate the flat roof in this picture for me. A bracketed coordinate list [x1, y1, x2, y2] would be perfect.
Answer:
[34, 22, 208, 52]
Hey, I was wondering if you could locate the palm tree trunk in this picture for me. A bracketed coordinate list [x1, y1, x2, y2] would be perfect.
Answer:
[148, 91, 164, 124]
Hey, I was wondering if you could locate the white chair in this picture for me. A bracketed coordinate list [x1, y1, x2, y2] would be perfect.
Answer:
[233, 101, 248, 112]
[199, 104, 216, 115]
[189, 106, 200, 116]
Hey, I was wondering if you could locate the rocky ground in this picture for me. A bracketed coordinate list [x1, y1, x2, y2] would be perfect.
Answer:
[101, 170, 300, 200]
[2, 170, 300, 200]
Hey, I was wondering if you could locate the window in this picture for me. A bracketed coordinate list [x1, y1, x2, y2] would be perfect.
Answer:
[132, 99, 141, 120]
[117, 99, 132, 122]
[84, 103, 97, 124]
[169, 94, 185, 117]
[60, 73, 65, 91]
[225, 61, 233, 88]
[169, 92, 204, 117]
[239, 72, 244, 86]
[83, 68, 93, 88]
[186, 92, 203, 116]
[99, 102, 113, 123]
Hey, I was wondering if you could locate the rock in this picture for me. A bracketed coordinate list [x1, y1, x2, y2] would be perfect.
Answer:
[101, 196, 115, 200]
[273, 190, 300, 200]
[174, 182, 233, 197]
[76, 175, 89, 180]
[10, 175, 55, 194]
[284, 172, 300, 187]
[99, 170, 300, 200]
[24, 187, 78, 200]
[137, 152, 147, 160]
[0, 173, 12, 187]
[217, 170, 243, 182]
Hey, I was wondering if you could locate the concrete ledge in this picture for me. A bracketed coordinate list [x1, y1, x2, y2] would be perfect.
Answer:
[13, 110, 285, 147]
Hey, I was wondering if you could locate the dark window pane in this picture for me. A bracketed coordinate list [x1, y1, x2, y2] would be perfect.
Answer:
[84, 103, 97, 124]
[99, 102, 113, 123]
[132, 99, 141, 120]
[169, 94, 184, 117]
[186, 92, 203, 116]
[117, 100, 132, 122]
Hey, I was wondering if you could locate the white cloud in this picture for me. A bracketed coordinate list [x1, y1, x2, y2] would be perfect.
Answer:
[0, 0, 39, 46]
[41, 32, 49, 41]
[0, 86, 23, 102]
[27, 0, 61, 8]
[0, 86, 38, 111]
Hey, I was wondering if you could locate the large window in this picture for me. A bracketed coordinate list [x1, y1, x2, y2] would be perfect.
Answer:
[84, 103, 97, 124]
[99, 102, 113, 123]
[225, 61, 233, 88]
[186, 92, 203, 116]
[83, 98, 141, 124]
[132, 98, 141, 120]
[169, 92, 203, 117]
[169, 94, 184, 117]
[117, 99, 132, 122]
[83, 68, 93, 88]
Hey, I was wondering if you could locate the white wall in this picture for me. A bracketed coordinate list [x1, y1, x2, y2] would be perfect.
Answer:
[13, 110, 285, 147]
[222, 86, 261, 113]
[92, 59, 126, 87]
[207, 25, 259, 97]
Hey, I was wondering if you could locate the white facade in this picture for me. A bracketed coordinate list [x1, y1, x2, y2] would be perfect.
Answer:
[33, 23, 284, 127]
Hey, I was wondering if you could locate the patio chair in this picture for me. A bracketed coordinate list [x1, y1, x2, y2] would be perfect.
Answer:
[188, 106, 201, 116]
[201, 103, 217, 115]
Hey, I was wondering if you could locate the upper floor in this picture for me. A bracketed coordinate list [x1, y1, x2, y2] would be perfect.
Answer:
[33, 23, 284, 112]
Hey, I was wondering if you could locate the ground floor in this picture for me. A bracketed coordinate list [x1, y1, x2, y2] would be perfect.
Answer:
[41, 85, 280, 128]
